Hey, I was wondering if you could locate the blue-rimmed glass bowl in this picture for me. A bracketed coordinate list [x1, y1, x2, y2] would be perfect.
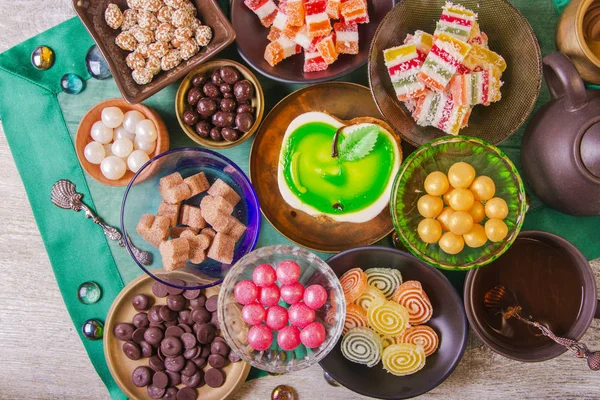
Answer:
[121, 148, 260, 290]
[391, 136, 527, 271]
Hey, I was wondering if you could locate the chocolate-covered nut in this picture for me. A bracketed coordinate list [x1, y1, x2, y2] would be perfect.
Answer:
[132, 312, 150, 328]
[205, 295, 219, 312]
[235, 112, 255, 133]
[191, 308, 211, 324]
[203, 82, 221, 98]
[147, 384, 166, 399]
[219, 83, 232, 95]
[177, 387, 197, 400]
[167, 294, 187, 311]
[165, 325, 185, 338]
[152, 281, 169, 298]
[187, 87, 203, 105]
[132, 294, 150, 311]
[160, 305, 178, 322]
[212, 111, 235, 128]
[178, 323, 192, 334]
[123, 341, 142, 360]
[200, 344, 211, 358]
[162, 337, 183, 357]
[132, 366, 152, 387]
[233, 80, 254, 102]
[196, 323, 216, 344]
[220, 66, 241, 84]
[205, 368, 224, 388]
[166, 279, 186, 295]
[211, 340, 230, 357]
[183, 346, 200, 360]
[183, 110, 200, 126]
[153, 371, 169, 389]
[237, 104, 254, 114]
[144, 326, 164, 346]
[181, 370, 204, 388]
[114, 323, 135, 341]
[196, 98, 217, 117]
[181, 332, 198, 349]
[149, 355, 165, 372]
[210, 127, 223, 141]
[221, 127, 239, 142]
[208, 354, 225, 368]
[183, 287, 201, 300]
[148, 306, 163, 324]
[165, 370, 181, 386]
[132, 327, 147, 343]
[228, 350, 242, 363]
[165, 355, 186, 372]
[180, 360, 198, 377]
[163, 387, 179, 400]
[191, 356, 207, 368]
[140, 340, 155, 357]
[211, 70, 224, 85]
[220, 98, 237, 112]
[192, 74, 207, 87]
[189, 294, 206, 308]
[195, 121, 211, 138]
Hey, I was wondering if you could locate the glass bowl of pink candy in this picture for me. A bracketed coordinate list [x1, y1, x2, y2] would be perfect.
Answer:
[217, 245, 346, 373]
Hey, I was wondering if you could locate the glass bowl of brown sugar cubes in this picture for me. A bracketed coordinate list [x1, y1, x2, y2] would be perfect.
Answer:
[121, 148, 260, 290]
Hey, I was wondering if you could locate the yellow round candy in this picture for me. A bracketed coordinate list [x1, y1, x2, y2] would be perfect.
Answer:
[437, 207, 454, 231]
[448, 162, 476, 189]
[468, 201, 486, 223]
[485, 197, 509, 219]
[424, 171, 449, 196]
[443, 186, 455, 205]
[417, 218, 442, 244]
[448, 211, 474, 235]
[448, 188, 475, 211]
[438, 232, 464, 255]
[463, 224, 488, 248]
[469, 176, 496, 201]
[417, 195, 443, 218]
[485, 219, 508, 242]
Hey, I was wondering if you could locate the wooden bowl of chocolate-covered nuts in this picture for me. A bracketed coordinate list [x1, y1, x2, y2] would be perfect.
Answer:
[176, 59, 264, 149]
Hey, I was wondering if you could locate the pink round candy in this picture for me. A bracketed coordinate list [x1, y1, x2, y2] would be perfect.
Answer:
[242, 303, 266, 325]
[258, 284, 280, 307]
[280, 282, 305, 305]
[300, 321, 326, 348]
[252, 263, 277, 287]
[277, 326, 301, 351]
[265, 305, 288, 331]
[288, 302, 315, 328]
[276, 260, 301, 285]
[303, 285, 328, 309]
[234, 280, 258, 305]
[247, 324, 273, 351]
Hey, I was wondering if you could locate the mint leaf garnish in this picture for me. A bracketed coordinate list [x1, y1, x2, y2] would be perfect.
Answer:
[338, 124, 379, 162]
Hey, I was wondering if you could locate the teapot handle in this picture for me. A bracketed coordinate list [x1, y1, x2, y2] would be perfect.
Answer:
[543, 52, 588, 111]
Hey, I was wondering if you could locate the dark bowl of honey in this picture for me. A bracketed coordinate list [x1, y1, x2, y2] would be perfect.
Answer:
[464, 230, 599, 362]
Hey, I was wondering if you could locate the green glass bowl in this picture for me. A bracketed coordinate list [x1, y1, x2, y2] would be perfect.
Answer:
[390, 136, 527, 271]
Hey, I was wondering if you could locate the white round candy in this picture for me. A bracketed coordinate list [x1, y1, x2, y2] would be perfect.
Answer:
[134, 135, 156, 154]
[122, 110, 145, 133]
[135, 119, 158, 143]
[100, 156, 127, 180]
[91, 121, 113, 144]
[127, 150, 150, 173]
[83, 141, 105, 164]
[103, 143, 115, 157]
[112, 138, 134, 158]
[114, 126, 135, 141]
[101, 106, 125, 128]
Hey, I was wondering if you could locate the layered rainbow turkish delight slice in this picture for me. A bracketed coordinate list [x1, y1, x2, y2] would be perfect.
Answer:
[412, 91, 471, 135]
[417, 33, 471, 91]
[433, 2, 476, 42]
[449, 68, 502, 106]
[383, 43, 427, 101]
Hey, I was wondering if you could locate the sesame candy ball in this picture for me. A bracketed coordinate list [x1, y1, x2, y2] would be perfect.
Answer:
[127, 0, 144, 10]
[156, 5, 172, 22]
[105, 3, 124, 29]
[126, 52, 146, 70]
[155, 22, 175, 42]
[115, 31, 138, 51]
[195, 25, 212, 47]
[137, 10, 158, 30]
[180, 1, 197, 16]
[179, 39, 199, 61]
[140, 0, 163, 12]
[122, 9, 138, 30]
[161, 49, 182, 71]
[190, 18, 201, 30]
[148, 41, 170, 58]
[133, 27, 154, 44]
[146, 56, 161, 75]
[164, 0, 186, 9]
[136, 43, 149, 57]
[171, 8, 194, 27]
[174, 26, 193, 42]
[132, 68, 153, 85]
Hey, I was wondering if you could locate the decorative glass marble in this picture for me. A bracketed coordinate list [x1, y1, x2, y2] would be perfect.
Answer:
[86, 45, 112, 80]
[77, 282, 102, 304]
[31, 46, 55, 70]
[61, 73, 85, 94]
[82, 319, 104, 340]
[271, 385, 296, 400]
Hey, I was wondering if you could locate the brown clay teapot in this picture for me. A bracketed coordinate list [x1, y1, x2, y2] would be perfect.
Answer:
[521, 52, 600, 215]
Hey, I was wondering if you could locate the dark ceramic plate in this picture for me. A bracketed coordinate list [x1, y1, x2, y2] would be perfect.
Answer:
[320, 247, 468, 399]
[231, 0, 394, 83]
[368, 0, 542, 146]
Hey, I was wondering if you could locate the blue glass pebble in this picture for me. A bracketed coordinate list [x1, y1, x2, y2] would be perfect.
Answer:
[86, 45, 112, 80]
[61, 73, 84, 94]
[82, 319, 104, 340]
[77, 281, 102, 304]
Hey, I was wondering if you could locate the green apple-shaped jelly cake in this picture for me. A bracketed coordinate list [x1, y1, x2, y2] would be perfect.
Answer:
[277, 112, 401, 223]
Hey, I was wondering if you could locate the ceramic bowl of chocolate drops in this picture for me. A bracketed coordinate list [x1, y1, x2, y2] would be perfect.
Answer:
[176, 59, 264, 149]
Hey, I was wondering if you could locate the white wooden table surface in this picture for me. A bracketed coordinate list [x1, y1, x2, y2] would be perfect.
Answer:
[1, 2, 599, 399]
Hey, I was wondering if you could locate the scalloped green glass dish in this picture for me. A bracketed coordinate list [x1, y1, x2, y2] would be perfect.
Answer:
[391, 136, 527, 271]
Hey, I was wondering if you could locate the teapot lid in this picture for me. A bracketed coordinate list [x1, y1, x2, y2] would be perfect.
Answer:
[580, 122, 600, 178]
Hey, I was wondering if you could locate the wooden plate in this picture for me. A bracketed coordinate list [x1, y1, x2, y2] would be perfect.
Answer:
[249, 82, 400, 252]
[231, 0, 394, 83]
[75, 99, 169, 187]
[104, 271, 251, 399]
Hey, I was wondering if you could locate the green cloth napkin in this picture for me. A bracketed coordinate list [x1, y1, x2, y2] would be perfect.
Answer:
[0, 0, 599, 398]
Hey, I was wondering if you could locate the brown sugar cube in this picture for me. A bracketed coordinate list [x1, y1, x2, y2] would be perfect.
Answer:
[145, 215, 171, 247]
[184, 172, 210, 198]
[170, 226, 198, 239]
[180, 204, 207, 230]
[159, 237, 190, 271]
[188, 247, 206, 264]
[203, 211, 236, 233]
[180, 231, 211, 264]
[201, 195, 234, 216]
[202, 227, 217, 238]
[207, 233, 236, 264]
[157, 201, 180, 227]
[137, 214, 155, 237]
[228, 218, 247, 241]
[159, 182, 192, 204]
[159, 172, 184, 189]
[208, 179, 241, 207]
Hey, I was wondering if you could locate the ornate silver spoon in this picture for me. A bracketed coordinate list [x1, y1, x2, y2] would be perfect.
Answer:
[485, 285, 599, 370]
[50, 179, 153, 266]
